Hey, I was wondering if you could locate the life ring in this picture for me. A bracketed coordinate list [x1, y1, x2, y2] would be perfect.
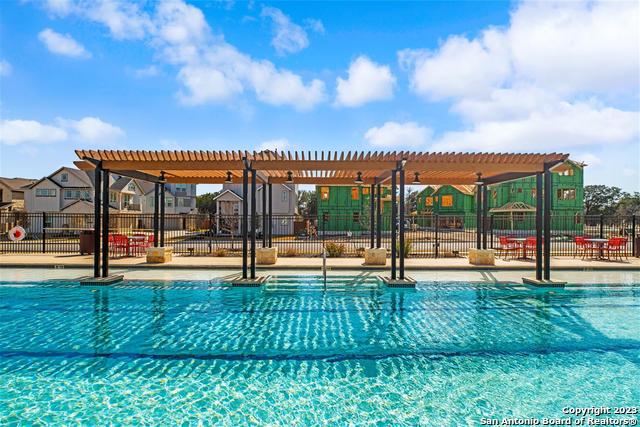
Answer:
[8, 226, 26, 242]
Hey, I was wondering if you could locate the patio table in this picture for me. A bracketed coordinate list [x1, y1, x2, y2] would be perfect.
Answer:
[584, 238, 609, 260]
[508, 237, 530, 260]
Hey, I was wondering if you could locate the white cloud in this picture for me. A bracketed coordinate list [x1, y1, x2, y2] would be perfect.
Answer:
[304, 18, 325, 34]
[133, 65, 160, 78]
[335, 56, 396, 107]
[38, 28, 91, 58]
[58, 117, 125, 142]
[258, 138, 290, 151]
[0, 116, 124, 145]
[0, 119, 68, 145]
[0, 59, 11, 76]
[261, 6, 309, 55]
[364, 121, 432, 148]
[399, 0, 639, 156]
[44, 1, 326, 110]
[399, 29, 511, 100]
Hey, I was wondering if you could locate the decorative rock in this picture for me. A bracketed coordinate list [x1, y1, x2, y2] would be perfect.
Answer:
[364, 248, 387, 265]
[146, 246, 173, 263]
[468, 248, 495, 266]
[256, 247, 278, 265]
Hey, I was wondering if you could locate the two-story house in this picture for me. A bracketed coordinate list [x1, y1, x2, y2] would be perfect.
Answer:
[213, 183, 297, 235]
[0, 177, 36, 211]
[144, 183, 197, 215]
[315, 185, 393, 233]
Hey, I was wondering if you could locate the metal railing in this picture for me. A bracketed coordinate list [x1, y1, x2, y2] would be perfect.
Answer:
[0, 211, 636, 258]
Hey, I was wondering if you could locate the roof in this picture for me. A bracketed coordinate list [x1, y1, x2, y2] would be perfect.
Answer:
[212, 189, 243, 202]
[0, 177, 36, 191]
[74, 150, 569, 186]
[489, 201, 536, 213]
[110, 176, 133, 191]
[425, 184, 476, 196]
[28, 167, 92, 189]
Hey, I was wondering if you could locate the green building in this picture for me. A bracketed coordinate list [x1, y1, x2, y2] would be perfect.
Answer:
[316, 185, 391, 233]
[413, 160, 585, 231]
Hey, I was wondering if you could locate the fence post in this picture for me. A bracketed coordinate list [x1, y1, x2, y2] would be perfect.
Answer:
[632, 215, 637, 257]
[434, 214, 439, 258]
[599, 214, 604, 238]
[42, 212, 47, 253]
[208, 212, 213, 254]
[489, 214, 494, 249]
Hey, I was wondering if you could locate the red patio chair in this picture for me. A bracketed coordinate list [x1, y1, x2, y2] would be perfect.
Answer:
[574, 236, 593, 259]
[498, 236, 519, 260]
[112, 234, 129, 257]
[525, 237, 537, 258]
[604, 237, 628, 261]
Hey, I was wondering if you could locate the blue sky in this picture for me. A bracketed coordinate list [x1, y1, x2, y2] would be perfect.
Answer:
[1, 0, 638, 194]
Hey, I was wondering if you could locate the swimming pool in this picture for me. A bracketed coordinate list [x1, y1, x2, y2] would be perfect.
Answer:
[1, 275, 639, 425]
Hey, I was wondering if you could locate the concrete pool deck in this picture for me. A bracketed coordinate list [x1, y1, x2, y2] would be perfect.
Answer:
[1, 253, 638, 271]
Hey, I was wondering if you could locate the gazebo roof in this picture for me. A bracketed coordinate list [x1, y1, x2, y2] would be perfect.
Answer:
[74, 150, 569, 185]
[489, 201, 537, 213]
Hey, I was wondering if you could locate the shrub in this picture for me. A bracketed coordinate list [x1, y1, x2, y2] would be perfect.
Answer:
[396, 239, 413, 257]
[325, 242, 345, 257]
[284, 247, 298, 257]
[214, 248, 227, 257]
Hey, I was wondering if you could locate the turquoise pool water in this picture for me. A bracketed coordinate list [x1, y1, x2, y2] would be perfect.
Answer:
[0, 276, 639, 425]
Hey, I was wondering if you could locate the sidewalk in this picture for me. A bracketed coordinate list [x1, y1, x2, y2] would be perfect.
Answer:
[1, 254, 638, 270]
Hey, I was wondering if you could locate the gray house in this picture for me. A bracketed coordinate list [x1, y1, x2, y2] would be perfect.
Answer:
[0, 177, 36, 211]
[213, 183, 297, 235]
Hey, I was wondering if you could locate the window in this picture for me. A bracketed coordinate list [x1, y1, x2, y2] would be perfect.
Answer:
[351, 187, 359, 200]
[64, 190, 80, 200]
[425, 196, 434, 206]
[35, 189, 56, 197]
[322, 212, 329, 222]
[166, 198, 173, 207]
[531, 189, 537, 198]
[123, 194, 131, 206]
[110, 192, 117, 203]
[176, 184, 188, 190]
[492, 190, 497, 200]
[281, 190, 288, 202]
[61, 173, 68, 183]
[517, 188, 523, 193]
[320, 187, 329, 201]
[177, 197, 190, 207]
[441, 195, 453, 207]
[556, 189, 576, 200]
[128, 183, 136, 192]
[559, 169, 574, 176]
[362, 187, 370, 195]
[353, 212, 361, 223]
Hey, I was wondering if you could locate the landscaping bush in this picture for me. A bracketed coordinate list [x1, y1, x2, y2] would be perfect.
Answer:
[325, 242, 345, 257]
[396, 239, 413, 257]
[214, 248, 227, 257]
[284, 247, 298, 257]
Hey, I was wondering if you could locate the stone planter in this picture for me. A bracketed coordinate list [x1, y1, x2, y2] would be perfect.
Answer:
[146, 246, 173, 263]
[364, 248, 387, 265]
[256, 247, 278, 265]
[468, 248, 495, 266]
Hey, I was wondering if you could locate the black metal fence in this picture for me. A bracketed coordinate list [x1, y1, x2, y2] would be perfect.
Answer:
[0, 211, 637, 258]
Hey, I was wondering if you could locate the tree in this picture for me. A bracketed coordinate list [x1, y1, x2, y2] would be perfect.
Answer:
[616, 192, 640, 216]
[196, 192, 219, 214]
[297, 190, 317, 216]
[584, 185, 623, 216]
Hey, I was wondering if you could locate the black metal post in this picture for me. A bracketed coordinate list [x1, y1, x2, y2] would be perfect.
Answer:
[369, 183, 375, 248]
[632, 215, 637, 257]
[268, 183, 273, 247]
[250, 169, 257, 279]
[399, 167, 405, 280]
[376, 184, 382, 248]
[391, 170, 397, 280]
[482, 185, 488, 249]
[262, 183, 267, 247]
[101, 169, 110, 278]
[544, 165, 552, 280]
[160, 182, 165, 247]
[42, 212, 47, 254]
[434, 214, 439, 258]
[93, 163, 102, 277]
[242, 167, 248, 279]
[535, 172, 543, 281]
[599, 214, 604, 238]
[153, 183, 159, 247]
[476, 184, 482, 249]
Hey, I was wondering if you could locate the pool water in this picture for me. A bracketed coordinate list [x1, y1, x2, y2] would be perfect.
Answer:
[1, 276, 639, 425]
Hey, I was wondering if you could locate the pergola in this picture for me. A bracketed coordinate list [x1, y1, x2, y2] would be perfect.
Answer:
[75, 150, 569, 284]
